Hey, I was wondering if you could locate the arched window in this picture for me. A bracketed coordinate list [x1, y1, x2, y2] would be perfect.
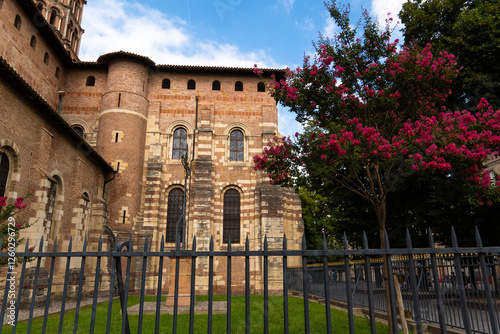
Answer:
[223, 189, 240, 243]
[187, 79, 196, 90]
[257, 82, 266, 92]
[36, 2, 44, 11]
[172, 128, 188, 160]
[72, 125, 84, 137]
[235, 81, 243, 91]
[49, 8, 58, 25]
[229, 129, 244, 161]
[30, 35, 37, 49]
[0, 151, 10, 197]
[86, 76, 95, 86]
[46, 178, 58, 226]
[55, 67, 60, 79]
[212, 80, 221, 91]
[71, 31, 77, 50]
[162, 78, 170, 89]
[14, 15, 21, 30]
[43, 52, 49, 65]
[166, 188, 184, 243]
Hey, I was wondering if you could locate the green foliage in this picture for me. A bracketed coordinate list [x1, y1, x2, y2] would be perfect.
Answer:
[400, 0, 500, 110]
[254, 0, 500, 249]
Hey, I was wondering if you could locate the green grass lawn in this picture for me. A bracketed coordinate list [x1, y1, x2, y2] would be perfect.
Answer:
[8, 295, 392, 333]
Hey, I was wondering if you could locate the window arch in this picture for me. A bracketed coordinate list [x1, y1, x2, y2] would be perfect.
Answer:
[14, 15, 21, 30]
[43, 52, 49, 65]
[30, 35, 37, 49]
[86, 76, 95, 86]
[46, 177, 58, 227]
[36, 1, 44, 11]
[235, 81, 243, 91]
[172, 128, 188, 160]
[166, 188, 184, 243]
[212, 80, 221, 91]
[162, 78, 170, 89]
[223, 189, 240, 243]
[257, 82, 266, 92]
[49, 8, 58, 25]
[0, 151, 10, 197]
[229, 129, 244, 161]
[187, 79, 196, 90]
[47, 175, 62, 241]
[72, 125, 84, 137]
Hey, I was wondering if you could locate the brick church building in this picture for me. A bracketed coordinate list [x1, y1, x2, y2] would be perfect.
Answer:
[0, 0, 303, 296]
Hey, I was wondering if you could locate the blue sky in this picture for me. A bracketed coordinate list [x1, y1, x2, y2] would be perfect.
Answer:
[79, 0, 407, 137]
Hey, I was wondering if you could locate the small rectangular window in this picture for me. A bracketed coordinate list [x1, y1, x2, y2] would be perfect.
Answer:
[118, 93, 121, 107]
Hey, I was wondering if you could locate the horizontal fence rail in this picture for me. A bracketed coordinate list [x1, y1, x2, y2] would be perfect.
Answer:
[0, 228, 499, 334]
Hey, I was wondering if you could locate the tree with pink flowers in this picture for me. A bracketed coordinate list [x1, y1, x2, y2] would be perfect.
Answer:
[0, 196, 33, 267]
[254, 3, 500, 331]
[254, 2, 500, 249]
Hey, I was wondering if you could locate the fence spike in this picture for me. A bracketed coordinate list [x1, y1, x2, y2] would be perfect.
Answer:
[302, 233, 307, 250]
[39, 235, 44, 250]
[474, 226, 483, 247]
[160, 234, 165, 252]
[343, 232, 348, 250]
[228, 235, 231, 251]
[210, 235, 213, 250]
[264, 235, 268, 249]
[405, 229, 413, 249]
[283, 233, 287, 250]
[53, 236, 58, 251]
[83, 235, 88, 252]
[362, 231, 369, 250]
[427, 227, 435, 248]
[192, 236, 196, 250]
[25, 237, 30, 251]
[322, 231, 327, 250]
[451, 226, 458, 248]
[98, 236, 103, 250]
[68, 237, 73, 251]
[245, 235, 249, 251]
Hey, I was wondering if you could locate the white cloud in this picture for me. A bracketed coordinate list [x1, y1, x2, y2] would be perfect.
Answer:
[322, 15, 339, 39]
[371, 0, 406, 27]
[79, 0, 279, 68]
[278, 105, 303, 139]
[295, 17, 315, 32]
[276, 0, 295, 14]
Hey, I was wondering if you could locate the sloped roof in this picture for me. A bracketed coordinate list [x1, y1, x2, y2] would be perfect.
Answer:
[0, 56, 114, 174]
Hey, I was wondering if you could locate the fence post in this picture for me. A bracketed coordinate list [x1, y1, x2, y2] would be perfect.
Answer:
[429, 229, 448, 334]
[302, 234, 310, 334]
[406, 230, 423, 334]
[343, 233, 355, 334]
[283, 234, 289, 334]
[363, 232, 376, 334]
[475, 227, 499, 334]
[322, 233, 332, 334]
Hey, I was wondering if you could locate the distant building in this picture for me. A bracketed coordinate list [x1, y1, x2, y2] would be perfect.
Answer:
[0, 0, 303, 299]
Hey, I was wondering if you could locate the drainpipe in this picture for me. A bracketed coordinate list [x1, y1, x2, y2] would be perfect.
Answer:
[185, 96, 199, 249]
[103, 170, 116, 198]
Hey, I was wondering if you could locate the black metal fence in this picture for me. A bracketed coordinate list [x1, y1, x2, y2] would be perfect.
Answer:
[1, 227, 500, 334]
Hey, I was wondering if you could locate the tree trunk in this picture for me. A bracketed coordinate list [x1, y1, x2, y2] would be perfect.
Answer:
[376, 197, 396, 334]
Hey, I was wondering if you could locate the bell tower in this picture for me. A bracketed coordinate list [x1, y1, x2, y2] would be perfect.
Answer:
[35, 0, 86, 60]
